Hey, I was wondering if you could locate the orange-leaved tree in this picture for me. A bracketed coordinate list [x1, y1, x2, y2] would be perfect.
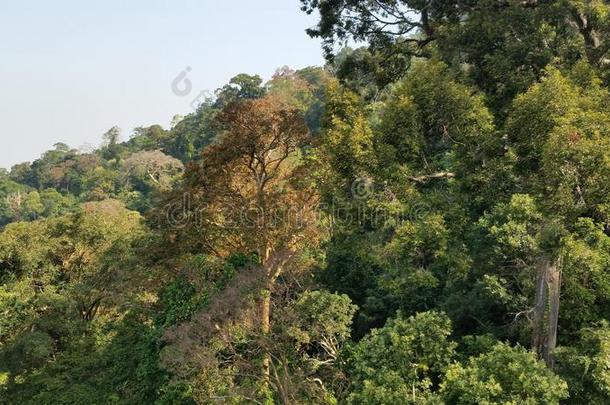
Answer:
[162, 94, 320, 384]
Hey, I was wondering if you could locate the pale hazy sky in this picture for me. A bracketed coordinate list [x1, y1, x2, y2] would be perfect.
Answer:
[0, 0, 325, 169]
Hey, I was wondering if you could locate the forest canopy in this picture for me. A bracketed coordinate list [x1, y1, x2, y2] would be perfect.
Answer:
[4, 1, 610, 404]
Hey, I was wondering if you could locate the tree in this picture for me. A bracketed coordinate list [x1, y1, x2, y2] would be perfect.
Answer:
[375, 59, 496, 197]
[342, 311, 456, 404]
[60, 200, 144, 321]
[21, 191, 44, 221]
[102, 126, 121, 147]
[122, 150, 184, 191]
[267, 66, 330, 134]
[160, 93, 319, 389]
[215, 73, 267, 107]
[301, 0, 610, 114]
[556, 321, 610, 403]
[9, 162, 35, 187]
[300, 0, 437, 60]
[441, 342, 568, 404]
[101, 126, 122, 160]
[128, 125, 169, 151]
[500, 65, 610, 366]
[264, 290, 358, 403]
[163, 101, 220, 162]
[39, 188, 76, 217]
[0, 202, 160, 403]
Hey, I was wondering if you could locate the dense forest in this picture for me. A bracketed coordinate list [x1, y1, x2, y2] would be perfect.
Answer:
[4, 1, 610, 403]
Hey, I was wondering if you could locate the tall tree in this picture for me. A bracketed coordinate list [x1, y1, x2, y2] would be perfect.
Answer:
[160, 94, 319, 386]
[301, 0, 610, 114]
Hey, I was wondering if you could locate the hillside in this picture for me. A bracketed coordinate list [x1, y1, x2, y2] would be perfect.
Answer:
[3, 1, 610, 404]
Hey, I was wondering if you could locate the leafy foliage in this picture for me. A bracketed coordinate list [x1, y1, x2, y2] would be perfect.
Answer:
[6, 4, 610, 403]
[441, 343, 569, 404]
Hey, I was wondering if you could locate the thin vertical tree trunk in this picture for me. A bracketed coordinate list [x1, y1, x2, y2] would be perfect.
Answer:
[532, 259, 549, 355]
[260, 248, 290, 387]
[531, 256, 562, 368]
[261, 281, 271, 385]
[545, 263, 561, 367]
[261, 235, 272, 385]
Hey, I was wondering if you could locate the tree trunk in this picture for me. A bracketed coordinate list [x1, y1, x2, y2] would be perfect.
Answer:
[545, 263, 561, 367]
[531, 260, 549, 355]
[260, 249, 289, 386]
[261, 281, 271, 385]
[531, 257, 561, 367]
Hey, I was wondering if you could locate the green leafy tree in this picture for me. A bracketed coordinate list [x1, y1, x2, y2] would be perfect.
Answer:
[441, 342, 568, 404]
[556, 321, 610, 403]
[342, 311, 456, 404]
[215, 73, 267, 107]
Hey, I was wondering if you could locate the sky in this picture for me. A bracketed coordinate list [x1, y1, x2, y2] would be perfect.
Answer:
[0, 0, 325, 169]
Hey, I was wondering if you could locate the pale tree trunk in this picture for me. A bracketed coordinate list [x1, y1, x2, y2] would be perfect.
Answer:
[261, 280, 272, 385]
[260, 243, 275, 386]
[545, 263, 561, 367]
[531, 257, 562, 367]
[531, 260, 549, 355]
[260, 251, 290, 387]
[260, 242, 272, 386]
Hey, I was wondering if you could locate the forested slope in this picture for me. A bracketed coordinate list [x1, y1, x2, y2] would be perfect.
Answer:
[3, 1, 610, 403]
